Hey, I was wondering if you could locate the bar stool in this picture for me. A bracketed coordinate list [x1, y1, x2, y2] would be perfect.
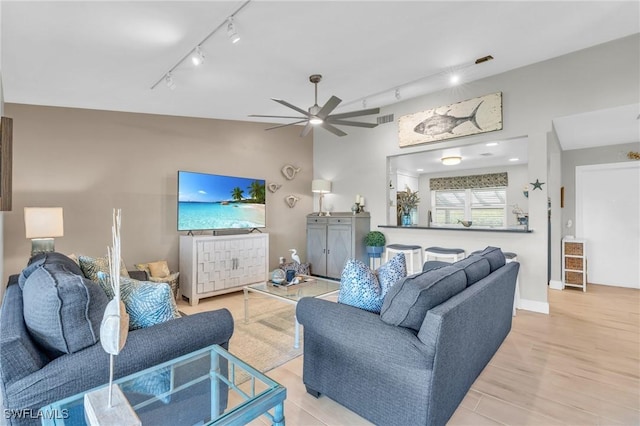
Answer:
[385, 244, 423, 275]
[424, 247, 465, 263]
[471, 250, 520, 317]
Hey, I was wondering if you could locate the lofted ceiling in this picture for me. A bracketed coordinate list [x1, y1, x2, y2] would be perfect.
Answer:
[1, 1, 639, 150]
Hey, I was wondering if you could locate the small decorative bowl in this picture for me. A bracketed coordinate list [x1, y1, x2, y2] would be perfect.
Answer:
[271, 269, 285, 284]
[458, 220, 473, 227]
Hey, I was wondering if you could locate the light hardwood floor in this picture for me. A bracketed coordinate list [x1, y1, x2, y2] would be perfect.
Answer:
[177, 284, 640, 425]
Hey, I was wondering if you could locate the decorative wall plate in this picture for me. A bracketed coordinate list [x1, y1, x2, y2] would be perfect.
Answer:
[281, 164, 301, 180]
[285, 195, 300, 208]
[268, 183, 282, 193]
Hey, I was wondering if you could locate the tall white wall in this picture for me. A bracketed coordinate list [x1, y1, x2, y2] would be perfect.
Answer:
[314, 34, 640, 313]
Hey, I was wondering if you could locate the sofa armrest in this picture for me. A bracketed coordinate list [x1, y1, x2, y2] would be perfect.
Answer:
[4, 308, 234, 414]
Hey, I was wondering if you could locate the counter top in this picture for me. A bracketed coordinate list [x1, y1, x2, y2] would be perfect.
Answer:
[379, 225, 532, 233]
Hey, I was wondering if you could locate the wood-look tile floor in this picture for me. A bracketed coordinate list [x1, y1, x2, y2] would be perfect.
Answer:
[177, 284, 640, 425]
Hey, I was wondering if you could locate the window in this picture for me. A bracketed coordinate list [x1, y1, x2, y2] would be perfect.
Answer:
[432, 187, 506, 227]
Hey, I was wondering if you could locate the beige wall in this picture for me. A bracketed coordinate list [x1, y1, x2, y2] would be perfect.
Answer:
[2, 104, 313, 283]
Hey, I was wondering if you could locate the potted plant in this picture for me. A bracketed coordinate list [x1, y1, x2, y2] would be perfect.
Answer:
[397, 186, 420, 226]
[364, 231, 386, 258]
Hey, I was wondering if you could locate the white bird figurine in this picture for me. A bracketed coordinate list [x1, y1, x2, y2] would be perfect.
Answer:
[289, 249, 301, 264]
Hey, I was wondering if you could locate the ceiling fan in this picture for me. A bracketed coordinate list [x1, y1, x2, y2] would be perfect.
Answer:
[250, 74, 380, 137]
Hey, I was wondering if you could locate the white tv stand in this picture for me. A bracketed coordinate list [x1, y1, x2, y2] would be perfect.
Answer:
[179, 233, 269, 306]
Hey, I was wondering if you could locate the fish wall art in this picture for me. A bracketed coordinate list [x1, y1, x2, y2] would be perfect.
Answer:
[398, 92, 502, 147]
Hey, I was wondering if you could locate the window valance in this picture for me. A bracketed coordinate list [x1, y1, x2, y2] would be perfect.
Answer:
[430, 172, 508, 190]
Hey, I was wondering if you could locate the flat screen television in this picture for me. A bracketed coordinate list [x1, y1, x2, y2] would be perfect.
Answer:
[178, 170, 266, 231]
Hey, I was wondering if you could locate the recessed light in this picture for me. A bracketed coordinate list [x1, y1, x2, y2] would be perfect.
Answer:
[486, 142, 498, 146]
[417, 168, 424, 172]
[450, 75, 460, 85]
[509, 158, 519, 162]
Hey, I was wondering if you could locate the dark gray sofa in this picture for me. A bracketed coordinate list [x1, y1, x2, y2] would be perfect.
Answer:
[0, 256, 234, 426]
[297, 248, 519, 426]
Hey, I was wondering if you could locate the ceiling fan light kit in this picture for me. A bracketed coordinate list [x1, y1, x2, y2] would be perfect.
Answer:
[250, 74, 381, 137]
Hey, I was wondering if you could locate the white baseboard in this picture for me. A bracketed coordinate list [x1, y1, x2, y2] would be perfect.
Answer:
[518, 298, 549, 315]
[548, 280, 564, 290]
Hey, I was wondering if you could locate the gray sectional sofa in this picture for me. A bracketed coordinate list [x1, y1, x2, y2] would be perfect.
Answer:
[0, 253, 234, 426]
[297, 247, 519, 426]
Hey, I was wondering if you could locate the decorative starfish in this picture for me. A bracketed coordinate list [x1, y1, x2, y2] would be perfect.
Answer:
[530, 179, 545, 190]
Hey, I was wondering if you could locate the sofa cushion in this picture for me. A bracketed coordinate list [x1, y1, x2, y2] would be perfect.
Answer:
[453, 255, 491, 286]
[22, 262, 109, 358]
[380, 265, 467, 331]
[476, 246, 506, 272]
[96, 272, 181, 330]
[79, 254, 130, 282]
[19, 252, 84, 289]
[338, 254, 407, 313]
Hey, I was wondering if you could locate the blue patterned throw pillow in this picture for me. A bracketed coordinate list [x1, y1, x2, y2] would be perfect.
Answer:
[338, 253, 407, 313]
[96, 272, 181, 330]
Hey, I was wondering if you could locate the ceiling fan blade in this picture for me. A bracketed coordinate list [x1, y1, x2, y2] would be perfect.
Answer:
[321, 122, 348, 137]
[317, 96, 342, 119]
[249, 114, 307, 119]
[328, 107, 381, 120]
[272, 98, 310, 116]
[327, 119, 378, 128]
[300, 122, 313, 137]
[265, 120, 308, 131]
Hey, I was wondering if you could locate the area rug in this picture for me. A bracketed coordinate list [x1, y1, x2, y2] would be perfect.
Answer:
[227, 304, 302, 375]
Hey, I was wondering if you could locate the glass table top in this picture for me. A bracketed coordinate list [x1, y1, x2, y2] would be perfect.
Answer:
[41, 345, 285, 426]
[246, 275, 340, 302]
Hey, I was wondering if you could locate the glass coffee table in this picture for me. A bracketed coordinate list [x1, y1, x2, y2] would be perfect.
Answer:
[244, 275, 340, 349]
[41, 345, 286, 426]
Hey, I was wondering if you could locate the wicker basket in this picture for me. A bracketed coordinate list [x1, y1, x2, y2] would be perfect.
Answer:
[565, 271, 584, 284]
[565, 257, 583, 270]
[564, 242, 583, 256]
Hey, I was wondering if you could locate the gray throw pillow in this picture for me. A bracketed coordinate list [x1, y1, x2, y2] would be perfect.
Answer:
[19, 252, 84, 289]
[22, 262, 109, 359]
[452, 255, 491, 286]
[380, 265, 467, 331]
[476, 246, 506, 272]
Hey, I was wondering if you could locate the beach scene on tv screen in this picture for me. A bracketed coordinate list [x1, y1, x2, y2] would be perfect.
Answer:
[178, 172, 266, 230]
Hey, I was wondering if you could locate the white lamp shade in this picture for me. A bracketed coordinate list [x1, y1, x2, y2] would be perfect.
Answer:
[312, 179, 332, 194]
[25, 207, 64, 239]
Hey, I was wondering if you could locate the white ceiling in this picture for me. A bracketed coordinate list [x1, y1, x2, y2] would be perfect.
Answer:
[391, 137, 529, 175]
[2, 1, 639, 149]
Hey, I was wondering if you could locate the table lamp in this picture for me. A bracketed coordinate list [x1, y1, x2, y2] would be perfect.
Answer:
[311, 179, 331, 216]
[24, 207, 64, 255]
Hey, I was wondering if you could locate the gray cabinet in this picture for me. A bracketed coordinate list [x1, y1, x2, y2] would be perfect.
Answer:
[306, 213, 370, 279]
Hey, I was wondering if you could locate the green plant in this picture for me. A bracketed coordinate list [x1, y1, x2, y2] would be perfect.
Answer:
[397, 186, 420, 216]
[364, 231, 386, 247]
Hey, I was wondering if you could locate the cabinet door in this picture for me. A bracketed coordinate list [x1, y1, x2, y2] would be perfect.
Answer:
[327, 224, 352, 279]
[307, 224, 327, 276]
[235, 235, 267, 285]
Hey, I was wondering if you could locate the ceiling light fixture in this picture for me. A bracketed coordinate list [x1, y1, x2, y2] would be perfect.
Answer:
[486, 142, 498, 146]
[227, 17, 240, 44]
[309, 116, 323, 125]
[509, 158, 519, 162]
[441, 156, 462, 166]
[150, 0, 251, 90]
[450, 74, 460, 85]
[191, 46, 205, 66]
[165, 73, 176, 90]
[341, 54, 494, 109]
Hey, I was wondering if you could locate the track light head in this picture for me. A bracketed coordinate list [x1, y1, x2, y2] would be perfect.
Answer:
[227, 17, 240, 44]
[165, 73, 176, 90]
[191, 46, 205, 66]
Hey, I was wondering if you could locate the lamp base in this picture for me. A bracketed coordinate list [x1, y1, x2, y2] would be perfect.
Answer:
[31, 238, 55, 256]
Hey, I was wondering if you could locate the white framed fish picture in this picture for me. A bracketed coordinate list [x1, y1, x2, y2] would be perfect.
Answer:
[398, 92, 502, 147]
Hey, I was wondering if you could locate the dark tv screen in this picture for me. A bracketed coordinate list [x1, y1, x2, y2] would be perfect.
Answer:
[178, 170, 266, 231]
